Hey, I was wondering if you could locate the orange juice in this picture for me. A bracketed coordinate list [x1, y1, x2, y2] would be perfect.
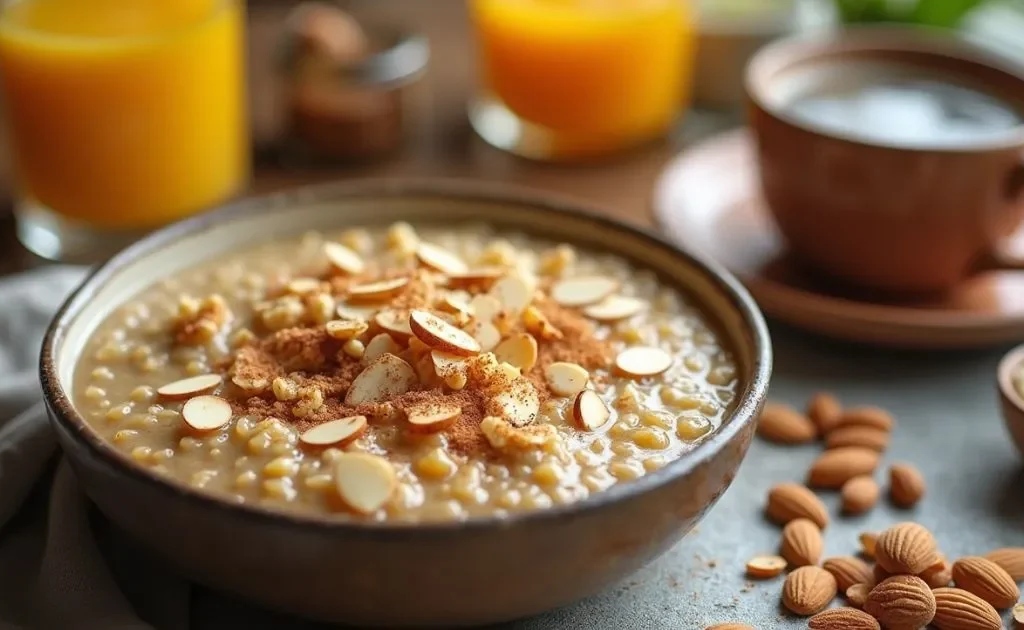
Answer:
[0, 0, 248, 230]
[471, 0, 694, 159]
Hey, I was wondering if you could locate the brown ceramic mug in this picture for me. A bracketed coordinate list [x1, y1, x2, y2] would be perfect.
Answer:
[746, 29, 1024, 294]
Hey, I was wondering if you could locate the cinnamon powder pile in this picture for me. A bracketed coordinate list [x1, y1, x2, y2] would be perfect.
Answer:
[219, 277, 611, 458]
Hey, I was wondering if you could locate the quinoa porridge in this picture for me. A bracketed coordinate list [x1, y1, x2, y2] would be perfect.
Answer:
[72, 223, 739, 522]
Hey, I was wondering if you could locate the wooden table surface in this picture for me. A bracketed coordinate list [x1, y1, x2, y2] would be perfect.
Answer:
[0, 0, 726, 275]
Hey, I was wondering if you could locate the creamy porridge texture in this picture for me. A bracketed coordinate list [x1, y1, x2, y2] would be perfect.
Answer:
[73, 224, 739, 522]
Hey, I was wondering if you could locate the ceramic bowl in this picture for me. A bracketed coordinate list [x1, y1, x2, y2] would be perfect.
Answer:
[998, 343, 1024, 457]
[40, 180, 772, 627]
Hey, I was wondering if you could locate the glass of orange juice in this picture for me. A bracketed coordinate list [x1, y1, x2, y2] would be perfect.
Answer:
[469, 0, 695, 161]
[0, 0, 249, 262]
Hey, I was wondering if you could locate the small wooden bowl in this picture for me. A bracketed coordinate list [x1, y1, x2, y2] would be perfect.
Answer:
[998, 344, 1024, 457]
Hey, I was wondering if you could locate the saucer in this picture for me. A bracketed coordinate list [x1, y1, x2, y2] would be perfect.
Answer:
[653, 129, 1024, 349]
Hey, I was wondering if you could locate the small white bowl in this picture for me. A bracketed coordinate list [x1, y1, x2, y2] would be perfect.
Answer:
[997, 343, 1024, 457]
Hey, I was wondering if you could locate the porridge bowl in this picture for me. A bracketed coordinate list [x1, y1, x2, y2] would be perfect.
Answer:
[998, 343, 1024, 458]
[41, 180, 771, 626]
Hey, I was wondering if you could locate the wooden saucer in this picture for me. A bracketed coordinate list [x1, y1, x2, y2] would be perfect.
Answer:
[653, 129, 1024, 349]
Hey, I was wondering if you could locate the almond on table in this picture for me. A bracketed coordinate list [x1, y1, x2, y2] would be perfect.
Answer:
[757, 403, 817, 444]
[69, 224, 743, 522]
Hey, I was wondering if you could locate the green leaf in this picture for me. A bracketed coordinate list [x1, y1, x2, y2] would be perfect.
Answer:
[910, 0, 988, 26]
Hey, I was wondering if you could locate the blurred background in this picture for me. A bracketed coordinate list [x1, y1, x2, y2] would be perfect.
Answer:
[0, 0, 1021, 271]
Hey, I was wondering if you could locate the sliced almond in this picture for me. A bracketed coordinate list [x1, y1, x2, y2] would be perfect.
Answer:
[469, 294, 502, 322]
[181, 395, 232, 432]
[487, 378, 540, 427]
[466, 319, 501, 352]
[415, 243, 468, 274]
[363, 333, 401, 364]
[336, 301, 378, 321]
[447, 267, 505, 290]
[615, 347, 672, 378]
[573, 390, 610, 431]
[430, 350, 467, 378]
[374, 309, 413, 342]
[344, 353, 417, 405]
[746, 555, 788, 579]
[300, 415, 367, 447]
[551, 276, 619, 308]
[347, 277, 409, 303]
[286, 277, 323, 295]
[325, 318, 369, 340]
[494, 333, 539, 372]
[583, 296, 647, 322]
[545, 362, 590, 397]
[437, 291, 473, 316]
[333, 453, 396, 514]
[489, 274, 534, 315]
[324, 242, 365, 275]
[406, 402, 462, 433]
[409, 310, 481, 356]
[157, 374, 222, 400]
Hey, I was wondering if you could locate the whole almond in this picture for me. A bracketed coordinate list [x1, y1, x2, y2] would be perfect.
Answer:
[808, 607, 880, 630]
[758, 403, 817, 444]
[875, 522, 939, 575]
[951, 556, 1020, 608]
[847, 583, 871, 608]
[824, 556, 875, 592]
[835, 406, 895, 432]
[766, 482, 829, 529]
[826, 426, 890, 451]
[932, 587, 1001, 630]
[922, 555, 953, 589]
[841, 475, 880, 515]
[864, 575, 936, 630]
[781, 518, 823, 567]
[808, 447, 880, 489]
[807, 391, 842, 435]
[705, 625, 754, 630]
[783, 566, 838, 616]
[983, 547, 1024, 581]
[889, 463, 926, 508]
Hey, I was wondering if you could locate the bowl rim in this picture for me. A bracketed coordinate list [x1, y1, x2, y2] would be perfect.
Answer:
[40, 178, 772, 536]
[745, 26, 1024, 153]
[998, 343, 1024, 411]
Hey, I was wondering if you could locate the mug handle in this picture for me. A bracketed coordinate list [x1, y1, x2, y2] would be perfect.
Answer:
[978, 160, 1024, 272]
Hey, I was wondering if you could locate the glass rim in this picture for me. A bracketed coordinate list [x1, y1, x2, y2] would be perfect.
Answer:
[0, 0, 236, 50]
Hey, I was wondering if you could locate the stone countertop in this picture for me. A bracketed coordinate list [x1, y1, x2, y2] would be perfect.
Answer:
[176, 325, 1024, 629]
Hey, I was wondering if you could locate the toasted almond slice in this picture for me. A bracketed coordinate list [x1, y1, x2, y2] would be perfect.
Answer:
[324, 242, 365, 275]
[325, 318, 369, 340]
[286, 277, 323, 295]
[333, 453, 396, 514]
[347, 277, 409, 303]
[415, 243, 468, 274]
[545, 362, 590, 397]
[489, 380, 540, 428]
[465, 320, 501, 352]
[363, 333, 401, 364]
[615, 347, 672, 378]
[336, 301, 378, 321]
[494, 333, 539, 372]
[469, 294, 502, 322]
[437, 291, 473, 316]
[409, 310, 481, 356]
[344, 353, 417, 405]
[406, 402, 462, 433]
[447, 267, 505, 289]
[430, 350, 467, 378]
[572, 390, 610, 431]
[489, 275, 534, 315]
[582, 296, 647, 322]
[746, 555, 788, 579]
[157, 374, 222, 400]
[300, 415, 367, 447]
[551, 276, 619, 307]
[181, 395, 232, 432]
[374, 309, 413, 342]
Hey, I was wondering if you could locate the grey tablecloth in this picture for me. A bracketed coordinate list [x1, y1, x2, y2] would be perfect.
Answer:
[1, 266, 1022, 629]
